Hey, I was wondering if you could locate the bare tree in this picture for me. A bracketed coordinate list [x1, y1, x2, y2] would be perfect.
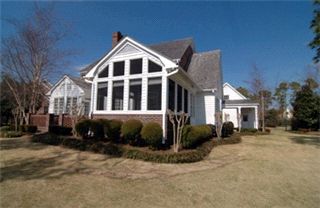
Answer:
[246, 64, 270, 132]
[167, 110, 189, 153]
[1, 4, 71, 125]
[70, 102, 85, 137]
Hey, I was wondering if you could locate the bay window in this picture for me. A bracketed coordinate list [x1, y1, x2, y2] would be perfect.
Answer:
[97, 82, 108, 110]
[148, 77, 162, 110]
[129, 79, 142, 110]
[112, 81, 124, 110]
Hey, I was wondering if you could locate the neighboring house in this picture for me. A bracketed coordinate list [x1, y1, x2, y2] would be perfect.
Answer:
[83, 32, 223, 137]
[222, 83, 259, 129]
[46, 75, 91, 116]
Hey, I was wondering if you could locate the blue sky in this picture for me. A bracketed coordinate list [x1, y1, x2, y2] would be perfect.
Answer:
[1, 1, 315, 90]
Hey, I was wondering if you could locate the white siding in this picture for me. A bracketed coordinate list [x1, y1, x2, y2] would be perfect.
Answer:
[223, 83, 246, 100]
[193, 92, 216, 125]
[223, 108, 239, 127]
[48, 77, 86, 114]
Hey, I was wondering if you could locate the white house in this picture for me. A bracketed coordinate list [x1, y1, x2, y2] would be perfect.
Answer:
[222, 83, 259, 129]
[46, 75, 91, 116]
[82, 32, 223, 138]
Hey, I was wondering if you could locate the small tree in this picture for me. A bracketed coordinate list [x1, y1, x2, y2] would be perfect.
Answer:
[291, 81, 320, 130]
[215, 111, 223, 139]
[70, 102, 85, 137]
[167, 110, 189, 153]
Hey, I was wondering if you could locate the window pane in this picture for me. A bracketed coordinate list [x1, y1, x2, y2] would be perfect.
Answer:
[168, 79, 175, 111]
[58, 98, 64, 114]
[184, 89, 188, 113]
[148, 60, 162, 73]
[112, 81, 124, 110]
[129, 79, 142, 110]
[54, 98, 58, 114]
[130, 59, 142, 74]
[98, 65, 109, 78]
[177, 85, 182, 112]
[113, 61, 124, 76]
[66, 97, 71, 114]
[148, 78, 162, 110]
[97, 82, 108, 110]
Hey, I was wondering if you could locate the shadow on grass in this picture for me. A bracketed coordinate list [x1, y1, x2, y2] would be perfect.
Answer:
[0, 151, 94, 182]
[289, 135, 320, 147]
[0, 137, 48, 151]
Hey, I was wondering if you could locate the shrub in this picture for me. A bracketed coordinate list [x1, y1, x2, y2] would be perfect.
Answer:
[19, 125, 37, 133]
[48, 126, 72, 135]
[105, 119, 123, 142]
[182, 124, 212, 149]
[0, 131, 23, 138]
[0, 126, 11, 132]
[241, 128, 258, 133]
[75, 119, 104, 140]
[221, 121, 234, 137]
[97, 119, 110, 137]
[141, 122, 163, 150]
[207, 124, 217, 137]
[121, 119, 143, 145]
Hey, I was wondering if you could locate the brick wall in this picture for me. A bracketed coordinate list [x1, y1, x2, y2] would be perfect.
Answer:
[93, 114, 163, 127]
[30, 114, 50, 131]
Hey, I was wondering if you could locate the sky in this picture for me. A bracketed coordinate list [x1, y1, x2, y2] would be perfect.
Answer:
[1, 1, 316, 90]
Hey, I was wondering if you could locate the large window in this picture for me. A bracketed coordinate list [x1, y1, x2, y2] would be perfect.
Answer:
[130, 59, 142, 74]
[58, 97, 64, 114]
[97, 82, 108, 110]
[184, 89, 188, 113]
[112, 81, 124, 110]
[54, 98, 59, 114]
[148, 77, 162, 110]
[129, 79, 142, 110]
[66, 97, 78, 114]
[168, 79, 175, 111]
[98, 65, 109, 78]
[148, 60, 162, 73]
[113, 61, 125, 76]
[177, 84, 182, 112]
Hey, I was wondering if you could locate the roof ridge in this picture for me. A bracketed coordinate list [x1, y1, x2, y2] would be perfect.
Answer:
[148, 37, 193, 46]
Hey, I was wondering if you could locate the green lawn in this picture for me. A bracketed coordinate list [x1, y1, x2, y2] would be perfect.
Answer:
[0, 128, 319, 208]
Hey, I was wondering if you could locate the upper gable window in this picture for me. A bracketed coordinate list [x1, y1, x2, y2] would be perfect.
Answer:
[98, 65, 109, 78]
[113, 61, 125, 76]
[130, 59, 142, 74]
[148, 60, 162, 73]
[223, 95, 229, 100]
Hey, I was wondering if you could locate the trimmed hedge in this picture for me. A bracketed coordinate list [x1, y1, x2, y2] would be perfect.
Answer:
[106, 119, 123, 142]
[75, 119, 104, 139]
[121, 119, 143, 145]
[49, 126, 73, 135]
[182, 124, 213, 149]
[20, 125, 37, 133]
[0, 131, 23, 138]
[141, 122, 163, 149]
[222, 122, 234, 137]
[31, 132, 242, 163]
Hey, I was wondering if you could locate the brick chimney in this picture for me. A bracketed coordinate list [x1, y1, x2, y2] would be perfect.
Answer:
[112, 31, 123, 48]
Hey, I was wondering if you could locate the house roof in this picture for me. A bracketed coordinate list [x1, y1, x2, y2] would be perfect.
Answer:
[224, 99, 259, 105]
[68, 76, 91, 99]
[187, 50, 221, 89]
[148, 37, 194, 60]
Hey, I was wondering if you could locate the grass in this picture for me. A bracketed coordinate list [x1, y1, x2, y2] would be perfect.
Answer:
[0, 128, 319, 208]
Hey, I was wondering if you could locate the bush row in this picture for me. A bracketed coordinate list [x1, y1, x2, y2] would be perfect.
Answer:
[31, 132, 242, 163]
[221, 121, 234, 137]
[0, 131, 23, 138]
[75, 119, 163, 149]
[48, 126, 73, 135]
[182, 125, 214, 149]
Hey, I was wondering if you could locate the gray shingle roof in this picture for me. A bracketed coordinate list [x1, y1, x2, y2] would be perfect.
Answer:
[224, 99, 259, 105]
[187, 50, 221, 89]
[69, 76, 91, 99]
[148, 38, 194, 60]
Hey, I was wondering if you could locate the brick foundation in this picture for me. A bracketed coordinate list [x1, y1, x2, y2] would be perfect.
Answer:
[93, 114, 163, 128]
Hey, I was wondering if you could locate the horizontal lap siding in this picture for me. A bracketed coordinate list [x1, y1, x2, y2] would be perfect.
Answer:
[93, 114, 163, 127]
